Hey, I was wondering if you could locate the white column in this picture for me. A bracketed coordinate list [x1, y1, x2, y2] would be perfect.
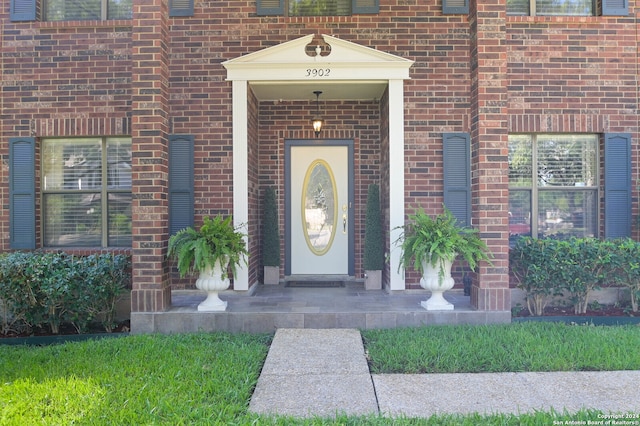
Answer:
[232, 80, 249, 291]
[388, 79, 405, 291]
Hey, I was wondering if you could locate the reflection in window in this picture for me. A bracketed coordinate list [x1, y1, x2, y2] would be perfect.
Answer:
[45, 0, 132, 21]
[289, 0, 350, 16]
[507, 0, 592, 15]
[509, 134, 598, 242]
[302, 160, 337, 255]
[43, 137, 132, 247]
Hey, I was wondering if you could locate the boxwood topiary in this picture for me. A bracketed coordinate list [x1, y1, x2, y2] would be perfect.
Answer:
[364, 183, 384, 270]
[262, 187, 280, 267]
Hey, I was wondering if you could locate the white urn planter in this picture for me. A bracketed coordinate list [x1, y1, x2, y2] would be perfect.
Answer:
[195, 259, 230, 312]
[420, 257, 455, 311]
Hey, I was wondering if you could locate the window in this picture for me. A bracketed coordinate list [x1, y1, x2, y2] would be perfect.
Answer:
[256, 0, 378, 16]
[44, 0, 132, 21]
[42, 137, 132, 247]
[507, 0, 627, 16]
[290, 0, 350, 15]
[507, 0, 592, 16]
[508, 134, 598, 243]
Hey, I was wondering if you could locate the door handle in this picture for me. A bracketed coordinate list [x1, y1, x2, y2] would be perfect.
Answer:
[342, 204, 347, 234]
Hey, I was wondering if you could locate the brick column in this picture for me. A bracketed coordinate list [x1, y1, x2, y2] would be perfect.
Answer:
[469, 0, 511, 311]
[130, 0, 171, 312]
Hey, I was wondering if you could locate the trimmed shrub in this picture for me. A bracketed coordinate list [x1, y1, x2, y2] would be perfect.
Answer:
[558, 238, 620, 314]
[262, 186, 280, 267]
[614, 238, 640, 312]
[0, 252, 130, 335]
[364, 184, 384, 271]
[72, 254, 131, 332]
[510, 237, 629, 315]
[510, 237, 564, 316]
[0, 252, 41, 335]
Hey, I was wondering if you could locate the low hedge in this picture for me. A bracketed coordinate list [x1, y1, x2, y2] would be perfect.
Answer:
[510, 237, 640, 315]
[0, 252, 130, 335]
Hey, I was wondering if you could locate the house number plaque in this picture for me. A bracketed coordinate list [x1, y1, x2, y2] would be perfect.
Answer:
[306, 68, 331, 77]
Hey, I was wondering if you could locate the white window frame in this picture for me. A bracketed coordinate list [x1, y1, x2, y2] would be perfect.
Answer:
[508, 134, 600, 241]
[42, 137, 132, 248]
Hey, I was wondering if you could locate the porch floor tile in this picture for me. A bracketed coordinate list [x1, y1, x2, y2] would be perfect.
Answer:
[174, 282, 474, 311]
[130, 282, 511, 333]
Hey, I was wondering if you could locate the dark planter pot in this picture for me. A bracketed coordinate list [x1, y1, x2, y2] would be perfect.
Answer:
[512, 316, 640, 326]
[0, 332, 129, 346]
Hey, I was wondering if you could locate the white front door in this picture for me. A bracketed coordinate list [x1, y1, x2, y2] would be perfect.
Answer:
[286, 141, 353, 276]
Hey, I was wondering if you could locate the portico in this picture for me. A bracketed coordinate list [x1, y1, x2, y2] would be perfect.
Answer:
[222, 34, 413, 291]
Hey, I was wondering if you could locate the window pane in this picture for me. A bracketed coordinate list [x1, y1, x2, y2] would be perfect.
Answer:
[537, 134, 597, 187]
[506, 0, 529, 15]
[289, 0, 350, 16]
[43, 139, 102, 191]
[44, 193, 102, 247]
[509, 189, 531, 247]
[538, 190, 597, 239]
[108, 0, 132, 19]
[46, 0, 101, 21]
[107, 138, 132, 189]
[536, 0, 592, 16]
[108, 193, 132, 246]
[43, 137, 132, 248]
[509, 135, 533, 188]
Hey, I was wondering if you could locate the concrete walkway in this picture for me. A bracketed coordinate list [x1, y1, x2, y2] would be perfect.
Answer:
[249, 328, 640, 419]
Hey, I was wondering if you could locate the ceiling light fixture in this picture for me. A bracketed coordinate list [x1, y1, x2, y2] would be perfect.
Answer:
[312, 90, 323, 138]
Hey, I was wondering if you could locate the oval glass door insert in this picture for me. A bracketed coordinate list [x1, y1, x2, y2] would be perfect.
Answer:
[301, 159, 338, 255]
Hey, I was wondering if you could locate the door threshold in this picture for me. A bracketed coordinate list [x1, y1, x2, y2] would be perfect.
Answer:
[284, 275, 354, 288]
[285, 275, 353, 282]
[285, 281, 345, 288]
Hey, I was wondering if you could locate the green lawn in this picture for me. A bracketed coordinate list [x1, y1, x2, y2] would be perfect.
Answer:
[362, 322, 640, 373]
[1, 323, 638, 425]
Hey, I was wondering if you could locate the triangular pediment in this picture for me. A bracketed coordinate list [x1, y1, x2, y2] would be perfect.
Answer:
[223, 34, 413, 67]
[223, 34, 413, 97]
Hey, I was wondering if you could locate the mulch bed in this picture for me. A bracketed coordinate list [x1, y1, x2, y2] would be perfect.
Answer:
[1, 320, 130, 339]
[515, 304, 636, 318]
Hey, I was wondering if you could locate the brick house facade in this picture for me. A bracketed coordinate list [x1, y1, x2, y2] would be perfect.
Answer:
[2, 0, 638, 329]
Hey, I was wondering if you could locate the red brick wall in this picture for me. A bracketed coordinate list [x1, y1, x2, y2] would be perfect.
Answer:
[258, 99, 381, 278]
[469, 0, 510, 310]
[2, 0, 639, 308]
[247, 89, 260, 287]
[0, 21, 133, 250]
[130, 0, 172, 312]
[506, 15, 640, 242]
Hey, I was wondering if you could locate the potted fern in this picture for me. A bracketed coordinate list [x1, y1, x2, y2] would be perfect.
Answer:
[262, 187, 281, 285]
[364, 184, 384, 290]
[167, 216, 248, 311]
[394, 207, 491, 310]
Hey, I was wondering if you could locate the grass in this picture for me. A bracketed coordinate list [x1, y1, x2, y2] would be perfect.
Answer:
[0, 333, 271, 425]
[361, 322, 640, 374]
[0, 323, 638, 425]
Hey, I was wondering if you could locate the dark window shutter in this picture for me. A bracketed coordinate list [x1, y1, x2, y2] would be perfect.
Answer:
[443, 133, 471, 227]
[10, 137, 36, 249]
[443, 0, 469, 14]
[602, 0, 628, 15]
[169, 135, 195, 235]
[256, 0, 284, 16]
[169, 0, 194, 16]
[10, 0, 36, 21]
[604, 133, 631, 238]
[353, 0, 379, 14]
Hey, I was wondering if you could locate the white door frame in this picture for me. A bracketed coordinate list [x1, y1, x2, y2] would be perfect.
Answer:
[224, 34, 413, 291]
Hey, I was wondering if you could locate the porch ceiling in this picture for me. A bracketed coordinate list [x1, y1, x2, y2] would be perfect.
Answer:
[249, 80, 388, 101]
